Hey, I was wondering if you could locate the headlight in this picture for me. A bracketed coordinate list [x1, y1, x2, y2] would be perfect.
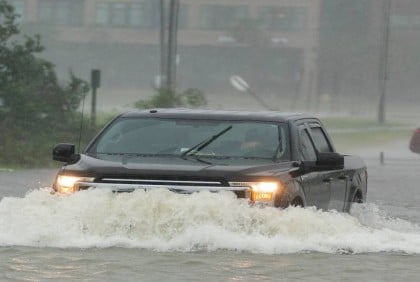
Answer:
[250, 182, 279, 201]
[229, 181, 283, 202]
[55, 175, 94, 194]
[250, 182, 279, 193]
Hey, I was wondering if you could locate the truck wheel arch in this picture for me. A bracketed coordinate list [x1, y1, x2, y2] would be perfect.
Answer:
[276, 180, 306, 208]
[291, 196, 304, 207]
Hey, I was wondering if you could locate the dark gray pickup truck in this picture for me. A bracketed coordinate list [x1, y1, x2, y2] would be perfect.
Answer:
[53, 109, 367, 212]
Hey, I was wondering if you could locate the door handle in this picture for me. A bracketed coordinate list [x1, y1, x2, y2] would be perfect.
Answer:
[323, 177, 333, 183]
[338, 174, 348, 180]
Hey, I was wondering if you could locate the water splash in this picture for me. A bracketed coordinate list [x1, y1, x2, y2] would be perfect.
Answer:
[0, 188, 419, 254]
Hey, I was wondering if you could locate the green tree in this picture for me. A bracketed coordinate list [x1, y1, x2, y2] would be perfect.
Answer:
[135, 88, 207, 109]
[0, 0, 89, 167]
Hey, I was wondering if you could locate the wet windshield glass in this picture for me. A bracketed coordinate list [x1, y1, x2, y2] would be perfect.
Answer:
[88, 117, 289, 161]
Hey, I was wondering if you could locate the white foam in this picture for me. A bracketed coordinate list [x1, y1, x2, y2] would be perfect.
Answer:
[0, 188, 419, 254]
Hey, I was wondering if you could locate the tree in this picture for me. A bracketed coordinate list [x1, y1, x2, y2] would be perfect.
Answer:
[135, 88, 207, 109]
[0, 1, 89, 167]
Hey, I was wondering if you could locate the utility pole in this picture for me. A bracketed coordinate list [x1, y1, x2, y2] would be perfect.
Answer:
[159, 0, 167, 88]
[159, 0, 179, 92]
[378, 0, 391, 124]
[166, 0, 179, 91]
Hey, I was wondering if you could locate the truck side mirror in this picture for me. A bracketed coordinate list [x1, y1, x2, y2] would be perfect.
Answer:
[53, 143, 76, 162]
[300, 152, 344, 174]
[316, 152, 344, 170]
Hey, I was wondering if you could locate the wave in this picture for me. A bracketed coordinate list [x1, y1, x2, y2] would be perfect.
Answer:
[0, 188, 419, 254]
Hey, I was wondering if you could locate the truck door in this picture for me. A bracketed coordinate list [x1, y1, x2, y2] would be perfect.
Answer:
[309, 126, 347, 211]
[327, 170, 348, 211]
[298, 126, 330, 210]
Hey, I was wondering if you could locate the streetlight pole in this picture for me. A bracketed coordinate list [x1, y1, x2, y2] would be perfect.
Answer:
[378, 0, 391, 124]
[230, 75, 271, 110]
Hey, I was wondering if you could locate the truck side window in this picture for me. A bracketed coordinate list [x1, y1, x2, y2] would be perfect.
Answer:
[299, 129, 317, 161]
[310, 127, 333, 153]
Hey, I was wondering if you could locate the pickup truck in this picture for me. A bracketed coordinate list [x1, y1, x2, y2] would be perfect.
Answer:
[52, 109, 367, 212]
[409, 128, 420, 154]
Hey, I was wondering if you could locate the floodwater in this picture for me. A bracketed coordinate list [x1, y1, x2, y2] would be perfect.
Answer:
[0, 143, 420, 281]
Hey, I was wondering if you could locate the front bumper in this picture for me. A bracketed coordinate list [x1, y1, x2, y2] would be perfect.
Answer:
[56, 182, 282, 206]
[54, 178, 282, 205]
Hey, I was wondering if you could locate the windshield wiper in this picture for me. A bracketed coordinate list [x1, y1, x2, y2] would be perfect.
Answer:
[181, 125, 233, 157]
[94, 152, 214, 165]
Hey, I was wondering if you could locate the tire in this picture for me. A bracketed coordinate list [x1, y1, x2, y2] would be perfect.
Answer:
[290, 197, 304, 207]
[352, 191, 363, 204]
[348, 191, 363, 212]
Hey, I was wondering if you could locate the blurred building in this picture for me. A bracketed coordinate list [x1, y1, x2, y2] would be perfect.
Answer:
[386, 0, 420, 111]
[8, 0, 321, 110]
[318, 0, 420, 116]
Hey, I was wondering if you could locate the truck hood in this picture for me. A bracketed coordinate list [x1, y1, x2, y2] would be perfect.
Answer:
[62, 154, 295, 180]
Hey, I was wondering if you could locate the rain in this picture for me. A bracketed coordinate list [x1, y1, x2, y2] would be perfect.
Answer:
[1, 0, 420, 281]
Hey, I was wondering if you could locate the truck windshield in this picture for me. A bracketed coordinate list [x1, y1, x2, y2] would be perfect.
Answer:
[87, 117, 290, 161]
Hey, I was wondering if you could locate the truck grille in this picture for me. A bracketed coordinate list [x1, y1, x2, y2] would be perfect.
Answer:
[101, 178, 223, 186]
[77, 177, 250, 198]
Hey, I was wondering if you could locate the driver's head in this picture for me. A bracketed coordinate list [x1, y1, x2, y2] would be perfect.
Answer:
[241, 129, 264, 150]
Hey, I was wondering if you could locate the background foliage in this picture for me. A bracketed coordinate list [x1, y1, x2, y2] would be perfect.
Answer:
[0, 0, 90, 168]
[135, 88, 207, 109]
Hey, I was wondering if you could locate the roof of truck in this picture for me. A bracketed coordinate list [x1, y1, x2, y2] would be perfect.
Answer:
[120, 108, 318, 123]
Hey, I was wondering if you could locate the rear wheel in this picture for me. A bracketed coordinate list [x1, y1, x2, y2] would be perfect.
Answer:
[290, 197, 304, 207]
[348, 191, 363, 212]
[352, 191, 363, 204]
